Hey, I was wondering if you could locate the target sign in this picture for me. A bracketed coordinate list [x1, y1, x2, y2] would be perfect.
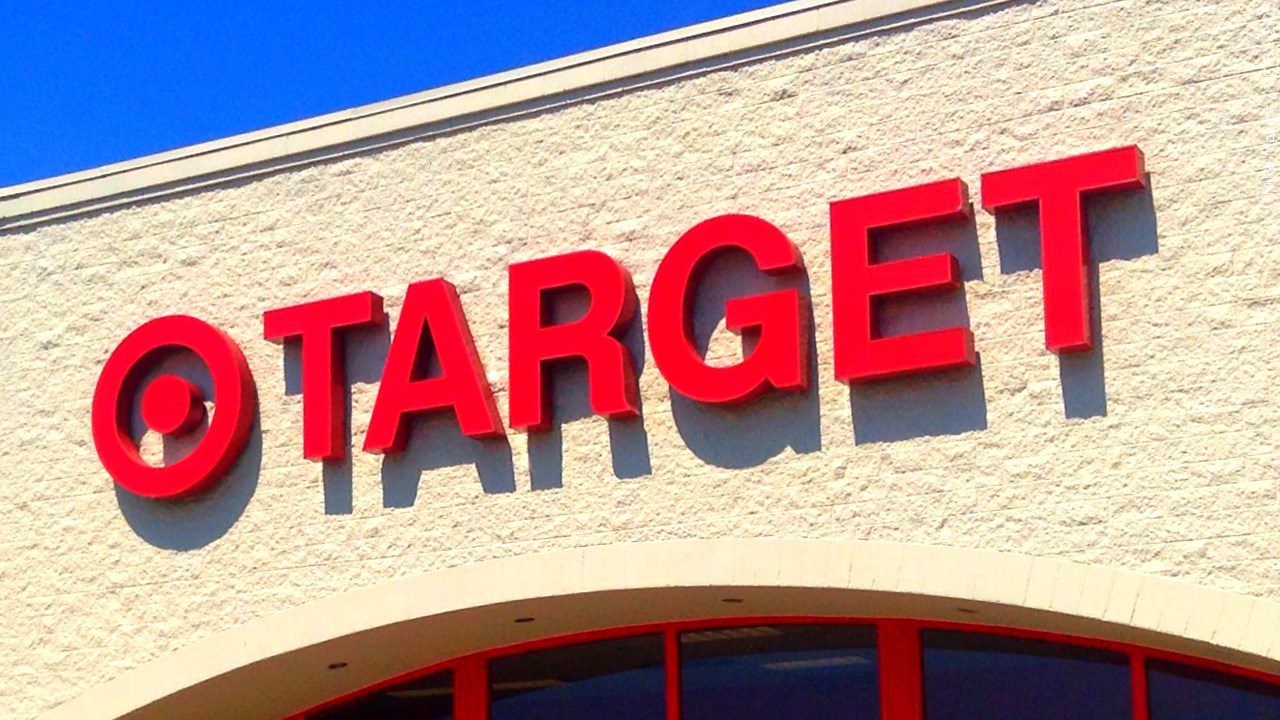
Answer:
[92, 315, 256, 499]
[93, 146, 1147, 502]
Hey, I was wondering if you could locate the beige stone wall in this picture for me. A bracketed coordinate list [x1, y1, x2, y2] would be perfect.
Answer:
[1, 0, 1277, 716]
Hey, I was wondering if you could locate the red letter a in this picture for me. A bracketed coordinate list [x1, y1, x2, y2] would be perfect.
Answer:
[364, 279, 503, 454]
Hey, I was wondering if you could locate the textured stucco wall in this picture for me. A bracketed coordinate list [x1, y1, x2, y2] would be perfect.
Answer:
[1, 0, 1277, 716]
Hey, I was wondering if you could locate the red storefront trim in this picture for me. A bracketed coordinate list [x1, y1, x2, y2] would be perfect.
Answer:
[294, 615, 1280, 719]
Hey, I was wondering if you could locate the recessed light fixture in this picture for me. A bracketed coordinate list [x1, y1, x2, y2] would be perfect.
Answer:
[514, 616, 536, 623]
[327, 662, 349, 670]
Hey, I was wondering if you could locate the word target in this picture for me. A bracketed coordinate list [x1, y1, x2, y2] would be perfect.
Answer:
[95, 146, 1146, 499]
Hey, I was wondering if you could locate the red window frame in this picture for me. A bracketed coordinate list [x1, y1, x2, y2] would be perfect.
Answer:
[291, 616, 1280, 720]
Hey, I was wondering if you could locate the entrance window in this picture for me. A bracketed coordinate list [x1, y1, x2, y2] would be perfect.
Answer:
[312, 669, 453, 719]
[921, 630, 1130, 720]
[299, 619, 1280, 719]
[489, 634, 666, 720]
[680, 624, 879, 720]
[1148, 659, 1280, 719]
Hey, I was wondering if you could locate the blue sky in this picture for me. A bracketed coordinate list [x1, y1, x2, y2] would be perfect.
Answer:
[0, 1, 784, 187]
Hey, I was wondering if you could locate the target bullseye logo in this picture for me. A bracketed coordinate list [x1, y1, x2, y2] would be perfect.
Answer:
[139, 374, 206, 436]
[92, 316, 256, 499]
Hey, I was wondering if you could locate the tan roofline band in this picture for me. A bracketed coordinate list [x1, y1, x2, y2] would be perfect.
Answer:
[0, 0, 1012, 229]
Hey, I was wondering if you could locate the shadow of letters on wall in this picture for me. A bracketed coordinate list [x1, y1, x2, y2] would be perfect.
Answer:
[995, 183, 1159, 419]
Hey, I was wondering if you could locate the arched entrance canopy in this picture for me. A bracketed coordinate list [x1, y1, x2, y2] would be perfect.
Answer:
[40, 539, 1280, 720]
[303, 615, 1280, 719]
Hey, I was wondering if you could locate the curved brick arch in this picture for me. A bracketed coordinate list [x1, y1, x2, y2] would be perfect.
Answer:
[41, 539, 1280, 720]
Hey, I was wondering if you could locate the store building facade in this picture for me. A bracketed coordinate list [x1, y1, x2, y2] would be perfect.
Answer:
[1, 0, 1278, 717]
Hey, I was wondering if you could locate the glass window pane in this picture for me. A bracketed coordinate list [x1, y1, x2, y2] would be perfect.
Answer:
[680, 624, 880, 720]
[489, 634, 666, 720]
[313, 669, 454, 720]
[1149, 659, 1280, 719]
[922, 631, 1129, 720]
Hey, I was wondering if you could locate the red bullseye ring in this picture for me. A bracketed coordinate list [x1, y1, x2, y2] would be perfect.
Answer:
[92, 316, 257, 499]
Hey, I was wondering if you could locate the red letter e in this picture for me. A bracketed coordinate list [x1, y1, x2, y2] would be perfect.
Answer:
[831, 178, 976, 383]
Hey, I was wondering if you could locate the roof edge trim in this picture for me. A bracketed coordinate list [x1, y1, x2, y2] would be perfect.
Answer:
[1, 0, 965, 228]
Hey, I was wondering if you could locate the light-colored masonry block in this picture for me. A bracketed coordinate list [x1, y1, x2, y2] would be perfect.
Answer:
[1, 0, 1278, 717]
